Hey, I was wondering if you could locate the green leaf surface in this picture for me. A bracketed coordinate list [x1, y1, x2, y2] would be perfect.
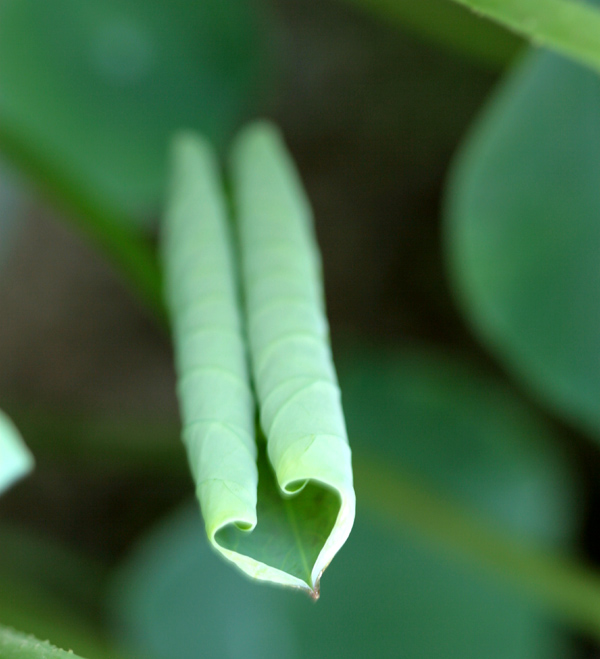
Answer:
[445, 49, 600, 437]
[109, 347, 577, 659]
[446, 0, 600, 77]
[0, 0, 266, 222]
[162, 129, 354, 596]
[0, 409, 33, 494]
[215, 440, 340, 590]
[231, 123, 355, 594]
[342, 0, 523, 68]
[0, 626, 87, 659]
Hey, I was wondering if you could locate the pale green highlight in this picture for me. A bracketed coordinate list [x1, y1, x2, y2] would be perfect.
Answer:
[0, 409, 33, 494]
[162, 133, 259, 568]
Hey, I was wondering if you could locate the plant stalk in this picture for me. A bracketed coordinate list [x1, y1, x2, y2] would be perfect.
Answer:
[356, 457, 600, 639]
[447, 0, 600, 75]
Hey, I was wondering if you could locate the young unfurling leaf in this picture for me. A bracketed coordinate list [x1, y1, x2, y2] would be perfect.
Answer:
[231, 122, 355, 594]
[162, 125, 355, 597]
[162, 134, 259, 568]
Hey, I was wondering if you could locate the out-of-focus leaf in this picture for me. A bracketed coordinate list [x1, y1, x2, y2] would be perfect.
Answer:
[445, 48, 600, 438]
[0, 0, 268, 223]
[0, 626, 88, 659]
[342, 0, 523, 68]
[109, 346, 577, 659]
[162, 130, 354, 596]
[338, 345, 578, 544]
[446, 0, 600, 77]
[0, 409, 33, 494]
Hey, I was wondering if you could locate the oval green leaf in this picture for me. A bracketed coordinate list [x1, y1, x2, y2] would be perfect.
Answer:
[0, 0, 267, 221]
[338, 345, 579, 544]
[445, 49, 600, 437]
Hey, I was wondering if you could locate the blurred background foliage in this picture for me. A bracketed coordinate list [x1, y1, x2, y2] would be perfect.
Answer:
[0, 0, 599, 657]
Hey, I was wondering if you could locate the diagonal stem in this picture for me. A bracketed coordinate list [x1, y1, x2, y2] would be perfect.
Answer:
[356, 456, 600, 638]
[0, 129, 167, 324]
[447, 0, 600, 76]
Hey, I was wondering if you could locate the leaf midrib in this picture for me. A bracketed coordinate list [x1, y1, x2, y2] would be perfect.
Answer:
[282, 491, 312, 587]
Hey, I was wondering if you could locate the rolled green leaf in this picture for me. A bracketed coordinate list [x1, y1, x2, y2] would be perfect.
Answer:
[0, 409, 33, 494]
[162, 134, 259, 572]
[231, 121, 356, 594]
[163, 128, 355, 596]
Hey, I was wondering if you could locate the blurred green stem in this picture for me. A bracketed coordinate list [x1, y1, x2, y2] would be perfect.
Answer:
[8, 405, 183, 473]
[341, 0, 522, 68]
[356, 458, 600, 638]
[447, 0, 600, 75]
[0, 131, 166, 324]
